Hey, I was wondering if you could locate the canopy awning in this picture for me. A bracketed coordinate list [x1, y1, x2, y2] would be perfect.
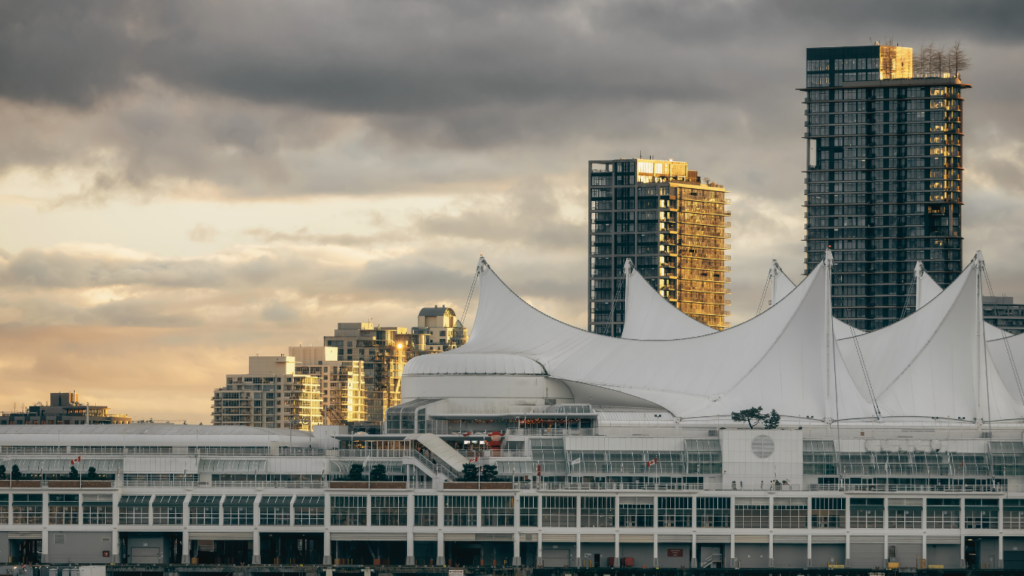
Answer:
[198, 459, 267, 473]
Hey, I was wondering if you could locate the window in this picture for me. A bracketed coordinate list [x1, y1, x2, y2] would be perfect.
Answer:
[1004, 500, 1024, 529]
[888, 499, 922, 529]
[12, 495, 43, 524]
[520, 496, 538, 527]
[735, 498, 769, 528]
[331, 496, 367, 526]
[926, 499, 960, 529]
[414, 495, 437, 527]
[189, 496, 220, 526]
[658, 497, 692, 528]
[482, 496, 514, 527]
[48, 494, 78, 525]
[118, 495, 150, 525]
[295, 496, 324, 526]
[580, 497, 613, 527]
[260, 496, 291, 525]
[811, 498, 845, 528]
[965, 499, 998, 529]
[224, 496, 255, 526]
[444, 496, 478, 527]
[542, 496, 576, 528]
[696, 497, 730, 528]
[774, 498, 807, 529]
[372, 496, 407, 526]
[850, 498, 884, 528]
[619, 497, 654, 527]
[153, 496, 184, 525]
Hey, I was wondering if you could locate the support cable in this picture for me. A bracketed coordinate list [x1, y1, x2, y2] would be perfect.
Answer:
[755, 268, 772, 316]
[983, 262, 1024, 403]
[849, 323, 882, 420]
[459, 257, 486, 338]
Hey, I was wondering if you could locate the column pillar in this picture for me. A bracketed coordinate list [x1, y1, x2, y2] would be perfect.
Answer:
[181, 529, 189, 564]
[406, 532, 414, 566]
[575, 533, 581, 568]
[961, 497, 966, 568]
[111, 528, 119, 563]
[730, 534, 736, 568]
[884, 497, 890, 568]
[845, 496, 851, 566]
[78, 491, 84, 526]
[41, 527, 49, 563]
[406, 496, 415, 566]
[768, 533, 774, 568]
[327, 531, 335, 566]
[614, 532, 620, 568]
[807, 534, 813, 568]
[537, 531, 543, 567]
[884, 534, 889, 568]
[691, 532, 697, 568]
[999, 535, 1005, 570]
[148, 494, 154, 526]
[768, 495, 774, 567]
[437, 530, 445, 566]
[845, 533, 851, 568]
[253, 530, 261, 564]
[513, 532, 521, 567]
[653, 532, 659, 568]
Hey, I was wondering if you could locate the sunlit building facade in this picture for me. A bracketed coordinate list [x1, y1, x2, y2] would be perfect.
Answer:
[588, 158, 731, 336]
[212, 354, 323, 430]
[803, 44, 968, 331]
[290, 346, 368, 424]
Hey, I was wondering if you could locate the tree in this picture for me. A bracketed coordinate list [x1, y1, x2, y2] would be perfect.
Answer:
[480, 465, 498, 482]
[347, 463, 364, 481]
[370, 464, 388, 482]
[69, 466, 80, 480]
[460, 463, 479, 482]
[731, 406, 768, 429]
[11, 464, 21, 480]
[948, 40, 971, 76]
[87, 466, 98, 480]
[764, 410, 781, 430]
[0, 464, 6, 479]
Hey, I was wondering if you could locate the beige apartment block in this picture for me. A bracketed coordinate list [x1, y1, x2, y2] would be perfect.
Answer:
[290, 345, 368, 425]
[413, 306, 468, 352]
[212, 354, 323, 430]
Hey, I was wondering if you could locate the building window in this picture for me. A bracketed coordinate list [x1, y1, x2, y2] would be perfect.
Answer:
[260, 497, 291, 526]
[49, 506, 78, 524]
[481, 496, 514, 527]
[696, 497, 730, 528]
[735, 498, 769, 528]
[331, 496, 367, 526]
[413, 495, 437, 527]
[82, 504, 112, 524]
[223, 496, 255, 526]
[581, 496, 614, 528]
[619, 497, 654, 527]
[542, 496, 576, 528]
[850, 499, 884, 529]
[964, 499, 998, 529]
[658, 497, 692, 528]
[926, 499, 960, 529]
[888, 499, 922, 529]
[1004, 500, 1024, 529]
[189, 496, 220, 526]
[444, 495, 478, 527]
[811, 498, 845, 528]
[774, 498, 807, 529]
[372, 496, 407, 526]
[295, 497, 325, 526]
[12, 495, 43, 524]
[119, 506, 149, 525]
[519, 496, 538, 527]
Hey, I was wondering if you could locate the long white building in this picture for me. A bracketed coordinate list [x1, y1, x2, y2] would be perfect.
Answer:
[4, 254, 1024, 569]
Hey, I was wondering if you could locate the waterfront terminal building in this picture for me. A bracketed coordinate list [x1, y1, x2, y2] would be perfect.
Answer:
[6, 255, 1024, 570]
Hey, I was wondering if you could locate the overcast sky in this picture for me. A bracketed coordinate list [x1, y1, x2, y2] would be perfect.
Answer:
[2, 1, 1024, 423]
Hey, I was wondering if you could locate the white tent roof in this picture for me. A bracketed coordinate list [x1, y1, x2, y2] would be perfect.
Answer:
[767, 260, 864, 337]
[408, 255, 877, 420]
[620, 260, 716, 340]
[915, 261, 1011, 341]
[837, 254, 1024, 421]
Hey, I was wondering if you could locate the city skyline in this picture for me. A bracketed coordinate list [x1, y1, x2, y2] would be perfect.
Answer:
[3, 2, 1024, 424]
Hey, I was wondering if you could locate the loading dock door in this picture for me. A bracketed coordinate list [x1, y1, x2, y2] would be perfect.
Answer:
[130, 547, 162, 564]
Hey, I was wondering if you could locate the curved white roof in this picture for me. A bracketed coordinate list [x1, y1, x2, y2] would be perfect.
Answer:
[405, 352, 546, 376]
[620, 260, 716, 340]
[915, 261, 1011, 341]
[767, 260, 865, 337]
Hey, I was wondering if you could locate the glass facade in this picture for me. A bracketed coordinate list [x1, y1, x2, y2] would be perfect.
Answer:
[588, 159, 731, 336]
[804, 45, 968, 331]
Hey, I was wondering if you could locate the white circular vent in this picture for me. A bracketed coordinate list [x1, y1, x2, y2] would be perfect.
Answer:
[752, 435, 774, 459]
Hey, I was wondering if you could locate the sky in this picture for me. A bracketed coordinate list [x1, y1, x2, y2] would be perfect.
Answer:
[2, 0, 1024, 424]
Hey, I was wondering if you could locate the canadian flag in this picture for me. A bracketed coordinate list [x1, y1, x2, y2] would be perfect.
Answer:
[462, 431, 472, 437]
[70, 456, 82, 465]
[473, 455, 479, 463]
[646, 457, 658, 468]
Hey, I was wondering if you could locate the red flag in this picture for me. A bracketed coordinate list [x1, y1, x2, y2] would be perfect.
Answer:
[646, 457, 658, 468]
[462, 431, 472, 437]
[537, 464, 542, 477]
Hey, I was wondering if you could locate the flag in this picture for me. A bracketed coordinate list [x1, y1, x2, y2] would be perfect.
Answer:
[537, 464, 542, 477]
[462, 431, 472, 437]
[646, 457, 658, 468]
[570, 457, 581, 466]
[473, 455, 479, 463]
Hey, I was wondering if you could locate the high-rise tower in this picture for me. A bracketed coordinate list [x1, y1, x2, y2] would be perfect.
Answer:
[803, 44, 968, 331]
[588, 158, 731, 336]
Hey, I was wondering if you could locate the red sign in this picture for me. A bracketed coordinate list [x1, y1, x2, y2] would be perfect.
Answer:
[102, 551, 110, 558]
[667, 549, 684, 557]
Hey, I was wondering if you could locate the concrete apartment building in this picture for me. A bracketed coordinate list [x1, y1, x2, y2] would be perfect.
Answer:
[289, 346, 368, 424]
[588, 158, 732, 336]
[211, 355, 323, 431]
[323, 323, 428, 423]
[413, 306, 467, 352]
[984, 296, 1024, 336]
[803, 44, 968, 330]
[0, 392, 131, 425]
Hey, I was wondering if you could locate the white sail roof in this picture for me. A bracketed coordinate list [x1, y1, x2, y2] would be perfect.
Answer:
[837, 254, 1024, 421]
[768, 260, 864, 337]
[620, 260, 716, 340]
[408, 256, 877, 421]
[989, 332, 1024, 404]
[915, 261, 1012, 341]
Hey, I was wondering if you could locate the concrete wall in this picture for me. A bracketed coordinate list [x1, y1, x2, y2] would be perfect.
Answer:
[810, 543, 844, 567]
[927, 544, 960, 569]
[124, 535, 170, 564]
[892, 539, 923, 568]
[734, 543, 769, 568]
[619, 542, 654, 567]
[772, 543, 807, 568]
[656, 543, 691, 568]
[48, 531, 112, 563]
[0, 533, 7, 564]
[580, 543, 615, 567]
[849, 541, 884, 569]
[978, 537, 999, 569]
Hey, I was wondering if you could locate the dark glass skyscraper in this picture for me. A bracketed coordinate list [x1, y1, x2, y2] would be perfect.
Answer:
[803, 45, 968, 331]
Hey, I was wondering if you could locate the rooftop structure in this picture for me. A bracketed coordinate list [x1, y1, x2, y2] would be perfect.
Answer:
[414, 305, 467, 352]
[0, 392, 131, 426]
[290, 345, 368, 424]
[211, 355, 323, 430]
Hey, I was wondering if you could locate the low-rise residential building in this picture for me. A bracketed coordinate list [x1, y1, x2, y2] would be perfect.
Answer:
[290, 345, 368, 425]
[413, 306, 467, 352]
[0, 392, 131, 425]
[212, 355, 323, 430]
